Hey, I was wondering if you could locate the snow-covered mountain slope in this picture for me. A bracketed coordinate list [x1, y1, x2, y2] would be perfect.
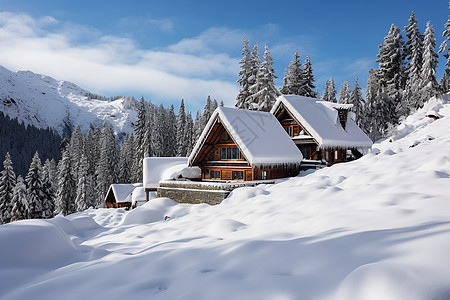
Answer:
[1, 96, 450, 300]
[0, 66, 137, 136]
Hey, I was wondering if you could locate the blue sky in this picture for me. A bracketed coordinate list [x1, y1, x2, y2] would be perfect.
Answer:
[0, 0, 448, 112]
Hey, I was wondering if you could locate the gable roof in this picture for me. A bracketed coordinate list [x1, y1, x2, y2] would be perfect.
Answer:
[188, 106, 303, 168]
[271, 95, 373, 149]
[105, 183, 142, 203]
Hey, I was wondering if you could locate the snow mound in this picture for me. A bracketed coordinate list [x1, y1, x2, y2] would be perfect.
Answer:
[121, 198, 184, 225]
[0, 219, 80, 269]
[209, 219, 247, 236]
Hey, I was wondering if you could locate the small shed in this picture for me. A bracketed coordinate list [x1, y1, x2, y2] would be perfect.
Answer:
[143, 157, 200, 201]
[104, 183, 142, 209]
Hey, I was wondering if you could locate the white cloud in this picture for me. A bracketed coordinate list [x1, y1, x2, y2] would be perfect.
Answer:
[0, 12, 239, 108]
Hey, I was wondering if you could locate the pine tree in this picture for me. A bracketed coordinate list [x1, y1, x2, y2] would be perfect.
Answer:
[184, 111, 194, 155]
[245, 43, 261, 109]
[118, 134, 134, 183]
[349, 78, 365, 126]
[76, 152, 95, 211]
[134, 97, 147, 181]
[420, 21, 440, 105]
[339, 81, 351, 104]
[439, 3, 450, 93]
[302, 55, 316, 97]
[193, 110, 202, 142]
[10, 176, 28, 222]
[25, 152, 44, 219]
[362, 69, 383, 141]
[151, 105, 165, 157]
[56, 149, 76, 215]
[41, 159, 56, 219]
[323, 78, 337, 102]
[236, 37, 252, 109]
[96, 122, 119, 203]
[0, 152, 16, 224]
[250, 45, 280, 111]
[164, 104, 177, 157]
[403, 11, 424, 115]
[176, 99, 187, 156]
[69, 125, 84, 182]
[377, 24, 405, 124]
[280, 51, 304, 95]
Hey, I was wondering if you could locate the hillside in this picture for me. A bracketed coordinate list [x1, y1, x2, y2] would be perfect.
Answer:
[0, 96, 450, 299]
[0, 66, 137, 136]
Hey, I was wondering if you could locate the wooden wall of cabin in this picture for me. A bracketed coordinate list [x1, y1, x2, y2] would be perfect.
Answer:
[202, 167, 253, 181]
[322, 148, 347, 165]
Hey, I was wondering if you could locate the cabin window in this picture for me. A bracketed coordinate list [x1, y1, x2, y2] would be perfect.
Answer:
[325, 151, 329, 161]
[284, 126, 294, 137]
[335, 150, 338, 160]
[232, 170, 244, 180]
[260, 171, 267, 180]
[210, 170, 221, 179]
[221, 147, 240, 160]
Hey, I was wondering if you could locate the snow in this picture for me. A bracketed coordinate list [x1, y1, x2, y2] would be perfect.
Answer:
[0, 65, 137, 135]
[143, 157, 189, 189]
[272, 95, 373, 149]
[189, 106, 303, 168]
[1, 96, 450, 299]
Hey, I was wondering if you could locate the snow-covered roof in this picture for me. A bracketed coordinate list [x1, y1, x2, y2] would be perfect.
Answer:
[189, 106, 303, 168]
[105, 183, 142, 203]
[131, 187, 147, 206]
[143, 157, 189, 189]
[271, 95, 373, 149]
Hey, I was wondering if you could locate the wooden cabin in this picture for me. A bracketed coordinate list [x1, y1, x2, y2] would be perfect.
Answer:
[271, 95, 372, 166]
[188, 107, 303, 181]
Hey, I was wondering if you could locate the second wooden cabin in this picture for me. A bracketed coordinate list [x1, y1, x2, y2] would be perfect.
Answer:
[271, 95, 373, 166]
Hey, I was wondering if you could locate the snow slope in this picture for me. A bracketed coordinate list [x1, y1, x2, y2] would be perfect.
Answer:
[0, 65, 137, 135]
[1, 96, 450, 299]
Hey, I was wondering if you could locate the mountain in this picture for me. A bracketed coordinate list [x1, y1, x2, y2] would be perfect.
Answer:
[0, 65, 137, 137]
[1, 95, 449, 299]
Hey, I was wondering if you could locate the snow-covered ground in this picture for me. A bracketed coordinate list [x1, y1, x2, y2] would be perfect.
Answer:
[0, 65, 137, 135]
[1, 96, 450, 300]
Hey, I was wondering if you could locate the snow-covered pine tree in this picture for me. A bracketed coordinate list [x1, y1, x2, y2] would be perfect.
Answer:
[76, 152, 95, 211]
[176, 99, 187, 156]
[118, 134, 134, 183]
[236, 37, 252, 109]
[376, 24, 404, 125]
[339, 81, 351, 104]
[85, 129, 100, 198]
[10, 176, 28, 222]
[403, 11, 424, 116]
[439, 3, 450, 93]
[246, 43, 261, 109]
[134, 97, 147, 180]
[164, 104, 177, 157]
[349, 78, 365, 126]
[41, 159, 56, 219]
[362, 69, 383, 141]
[250, 45, 280, 112]
[56, 148, 76, 215]
[25, 152, 44, 219]
[193, 110, 202, 142]
[96, 122, 119, 204]
[184, 111, 194, 155]
[280, 50, 304, 95]
[69, 125, 84, 182]
[303, 55, 316, 97]
[151, 105, 165, 157]
[420, 21, 440, 106]
[0, 152, 16, 224]
[323, 78, 337, 102]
